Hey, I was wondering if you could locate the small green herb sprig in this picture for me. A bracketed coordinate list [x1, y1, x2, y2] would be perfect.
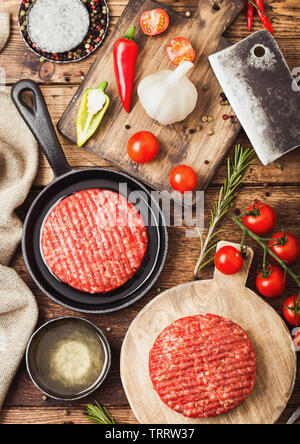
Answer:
[194, 145, 254, 275]
[85, 402, 115, 424]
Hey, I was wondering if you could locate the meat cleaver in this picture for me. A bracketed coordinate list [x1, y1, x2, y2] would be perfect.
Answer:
[209, 30, 300, 165]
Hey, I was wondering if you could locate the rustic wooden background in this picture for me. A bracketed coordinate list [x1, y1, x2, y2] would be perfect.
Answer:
[0, 0, 299, 424]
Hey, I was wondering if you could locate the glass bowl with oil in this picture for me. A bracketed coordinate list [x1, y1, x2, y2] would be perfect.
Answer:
[26, 317, 111, 400]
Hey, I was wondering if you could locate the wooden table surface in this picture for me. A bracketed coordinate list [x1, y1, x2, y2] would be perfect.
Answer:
[0, 0, 299, 425]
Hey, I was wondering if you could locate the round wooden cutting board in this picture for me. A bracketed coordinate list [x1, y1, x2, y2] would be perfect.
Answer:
[121, 241, 297, 424]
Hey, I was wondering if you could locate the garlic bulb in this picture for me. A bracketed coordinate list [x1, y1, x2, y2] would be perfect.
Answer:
[138, 61, 198, 125]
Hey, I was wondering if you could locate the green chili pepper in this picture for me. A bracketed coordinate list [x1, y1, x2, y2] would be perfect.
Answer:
[76, 81, 110, 147]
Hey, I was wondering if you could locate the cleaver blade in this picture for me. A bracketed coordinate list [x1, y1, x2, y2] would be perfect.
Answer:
[209, 30, 300, 165]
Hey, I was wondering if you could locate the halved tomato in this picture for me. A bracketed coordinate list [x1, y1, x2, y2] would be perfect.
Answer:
[167, 37, 196, 66]
[140, 9, 169, 36]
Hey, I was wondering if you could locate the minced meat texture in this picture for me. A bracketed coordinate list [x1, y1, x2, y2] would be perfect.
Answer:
[41, 189, 148, 294]
[149, 314, 256, 418]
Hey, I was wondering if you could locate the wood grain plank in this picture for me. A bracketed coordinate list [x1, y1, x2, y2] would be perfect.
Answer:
[9, 85, 297, 188]
[58, 0, 246, 194]
[1, 1, 299, 85]
[0, 0, 299, 425]
[0, 406, 138, 424]
[1, 34, 299, 85]
[0, 404, 299, 424]
[33, 143, 300, 188]
[0, 0, 196, 85]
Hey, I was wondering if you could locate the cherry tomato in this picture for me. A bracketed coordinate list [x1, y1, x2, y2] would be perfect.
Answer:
[140, 9, 169, 36]
[214, 246, 243, 275]
[283, 295, 300, 326]
[242, 201, 276, 236]
[268, 232, 300, 265]
[127, 131, 159, 163]
[293, 328, 300, 351]
[167, 37, 196, 66]
[256, 265, 286, 298]
[169, 165, 197, 193]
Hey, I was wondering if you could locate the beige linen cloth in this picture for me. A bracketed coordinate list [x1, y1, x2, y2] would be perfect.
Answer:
[0, 14, 39, 409]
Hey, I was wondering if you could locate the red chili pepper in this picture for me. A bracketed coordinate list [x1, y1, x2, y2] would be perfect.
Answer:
[246, 0, 254, 32]
[113, 26, 138, 113]
[255, 0, 274, 34]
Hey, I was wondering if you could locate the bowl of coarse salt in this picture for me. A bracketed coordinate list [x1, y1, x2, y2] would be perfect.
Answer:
[18, 0, 109, 63]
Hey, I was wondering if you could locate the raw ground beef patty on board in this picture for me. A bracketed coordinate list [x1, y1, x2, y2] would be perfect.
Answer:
[149, 314, 256, 418]
[41, 189, 148, 294]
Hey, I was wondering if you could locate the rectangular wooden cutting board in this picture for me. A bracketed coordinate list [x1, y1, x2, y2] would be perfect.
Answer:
[58, 0, 244, 193]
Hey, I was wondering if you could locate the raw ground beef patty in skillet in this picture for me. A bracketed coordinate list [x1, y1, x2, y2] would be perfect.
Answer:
[149, 314, 256, 418]
[41, 189, 148, 294]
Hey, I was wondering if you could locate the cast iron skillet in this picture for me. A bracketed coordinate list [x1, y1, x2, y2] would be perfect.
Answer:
[11, 79, 168, 314]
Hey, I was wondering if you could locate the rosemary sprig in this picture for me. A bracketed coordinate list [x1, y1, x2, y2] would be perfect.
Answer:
[84, 401, 115, 424]
[194, 145, 254, 276]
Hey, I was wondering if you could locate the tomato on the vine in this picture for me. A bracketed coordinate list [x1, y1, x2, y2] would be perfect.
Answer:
[283, 295, 300, 326]
[242, 201, 276, 235]
[140, 9, 169, 36]
[167, 37, 196, 66]
[256, 265, 286, 298]
[214, 246, 243, 275]
[169, 165, 197, 193]
[268, 232, 300, 265]
[127, 131, 159, 163]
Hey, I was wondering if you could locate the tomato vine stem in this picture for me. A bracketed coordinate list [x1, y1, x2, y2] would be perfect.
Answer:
[232, 216, 300, 290]
[247, 0, 266, 17]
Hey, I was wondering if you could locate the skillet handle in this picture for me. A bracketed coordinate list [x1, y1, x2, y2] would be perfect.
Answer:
[11, 79, 72, 178]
